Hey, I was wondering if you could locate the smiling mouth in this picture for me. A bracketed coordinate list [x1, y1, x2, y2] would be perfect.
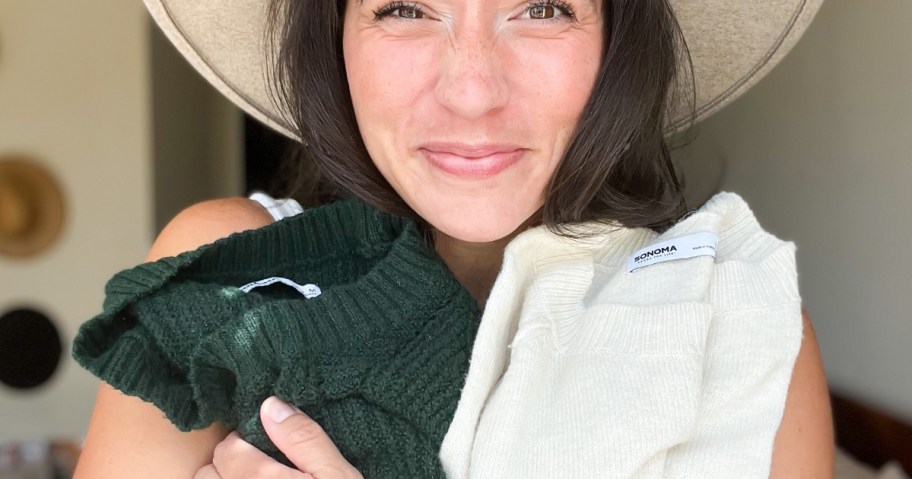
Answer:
[418, 143, 526, 179]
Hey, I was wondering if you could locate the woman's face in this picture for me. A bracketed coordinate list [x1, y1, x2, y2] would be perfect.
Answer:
[343, 0, 603, 242]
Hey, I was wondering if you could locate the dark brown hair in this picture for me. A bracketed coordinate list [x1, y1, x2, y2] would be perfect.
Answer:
[265, 0, 697, 235]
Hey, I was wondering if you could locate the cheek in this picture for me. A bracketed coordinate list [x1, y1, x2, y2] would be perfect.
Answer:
[506, 39, 601, 135]
[345, 39, 435, 138]
[344, 41, 434, 191]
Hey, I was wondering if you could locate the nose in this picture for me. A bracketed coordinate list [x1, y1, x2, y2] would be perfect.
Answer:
[434, 30, 510, 120]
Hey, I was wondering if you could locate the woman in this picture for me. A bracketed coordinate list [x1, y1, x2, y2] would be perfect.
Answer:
[72, 0, 834, 477]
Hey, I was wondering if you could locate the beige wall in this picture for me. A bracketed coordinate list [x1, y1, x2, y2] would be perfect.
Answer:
[676, 0, 912, 421]
[0, 3, 241, 439]
[0, 1, 153, 438]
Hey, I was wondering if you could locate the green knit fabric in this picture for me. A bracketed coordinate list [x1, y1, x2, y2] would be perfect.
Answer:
[72, 198, 481, 478]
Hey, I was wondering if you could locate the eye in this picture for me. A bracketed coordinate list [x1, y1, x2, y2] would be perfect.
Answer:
[529, 5, 555, 19]
[525, 0, 576, 21]
[372, 1, 427, 21]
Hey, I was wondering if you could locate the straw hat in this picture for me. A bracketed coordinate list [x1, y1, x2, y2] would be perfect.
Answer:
[0, 157, 66, 258]
[143, 0, 824, 140]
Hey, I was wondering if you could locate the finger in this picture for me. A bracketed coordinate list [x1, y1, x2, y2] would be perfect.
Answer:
[260, 396, 362, 479]
[193, 464, 221, 479]
[211, 430, 305, 479]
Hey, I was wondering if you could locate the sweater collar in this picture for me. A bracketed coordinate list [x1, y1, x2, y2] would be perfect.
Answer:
[499, 191, 760, 268]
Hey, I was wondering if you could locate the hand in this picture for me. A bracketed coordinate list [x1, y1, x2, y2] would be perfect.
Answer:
[194, 397, 363, 479]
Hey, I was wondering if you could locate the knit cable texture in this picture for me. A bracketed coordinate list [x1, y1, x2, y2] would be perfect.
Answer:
[72, 198, 481, 478]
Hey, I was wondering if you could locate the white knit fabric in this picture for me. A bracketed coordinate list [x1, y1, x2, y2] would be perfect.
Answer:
[248, 191, 305, 221]
[438, 191, 804, 478]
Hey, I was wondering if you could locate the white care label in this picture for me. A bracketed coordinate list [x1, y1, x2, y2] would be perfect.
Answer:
[239, 277, 322, 299]
[627, 232, 719, 273]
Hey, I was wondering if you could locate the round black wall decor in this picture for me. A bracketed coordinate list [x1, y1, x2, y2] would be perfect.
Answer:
[0, 307, 63, 389]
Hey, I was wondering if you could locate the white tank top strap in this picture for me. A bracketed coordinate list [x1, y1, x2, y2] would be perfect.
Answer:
[248, 191, 305, 222]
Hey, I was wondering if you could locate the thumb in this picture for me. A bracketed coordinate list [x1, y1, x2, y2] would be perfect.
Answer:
[260, 396, 361, 479]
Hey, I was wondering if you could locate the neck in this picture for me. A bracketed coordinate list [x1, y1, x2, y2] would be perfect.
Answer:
[432, 216, 541, 311]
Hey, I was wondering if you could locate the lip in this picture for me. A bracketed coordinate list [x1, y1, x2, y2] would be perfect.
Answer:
[419, 143, 525, 179]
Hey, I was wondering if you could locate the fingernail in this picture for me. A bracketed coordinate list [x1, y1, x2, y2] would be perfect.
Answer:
[263, 396, 296, 423]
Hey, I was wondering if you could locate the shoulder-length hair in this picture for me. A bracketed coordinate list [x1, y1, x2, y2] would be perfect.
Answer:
[265, 0, 696, 235]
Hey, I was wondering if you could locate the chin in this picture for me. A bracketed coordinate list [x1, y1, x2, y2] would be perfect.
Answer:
[415, 200, 539, 244]
[435, 222, 518, 243]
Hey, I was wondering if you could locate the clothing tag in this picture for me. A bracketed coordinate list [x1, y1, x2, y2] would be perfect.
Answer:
[627, 232, 718, 273]
[239, 277, 322, 299]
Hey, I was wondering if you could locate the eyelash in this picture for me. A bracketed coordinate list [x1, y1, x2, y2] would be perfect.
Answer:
[372, 1, 421, 21]
[371, 0, 578, 23]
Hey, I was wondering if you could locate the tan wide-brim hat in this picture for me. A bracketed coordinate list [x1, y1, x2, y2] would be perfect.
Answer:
[144, 0, 824, 140]
[0, 157, 66, 258]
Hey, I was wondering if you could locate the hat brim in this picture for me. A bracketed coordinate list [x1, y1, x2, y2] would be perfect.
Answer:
[144, 0, 824, 141]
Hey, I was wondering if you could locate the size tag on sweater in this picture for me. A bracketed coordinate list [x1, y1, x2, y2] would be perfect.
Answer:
[627, 232, 719, 273]
[239, 277, 322, 299]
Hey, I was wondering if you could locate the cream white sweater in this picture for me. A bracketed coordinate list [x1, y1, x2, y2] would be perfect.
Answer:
[437, 191, 804, 478]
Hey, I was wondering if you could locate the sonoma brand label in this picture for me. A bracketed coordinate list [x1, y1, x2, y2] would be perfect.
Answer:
[627, 232, 718, 273]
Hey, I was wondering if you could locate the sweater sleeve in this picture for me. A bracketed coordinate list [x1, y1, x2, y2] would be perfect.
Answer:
[662, 234, 804, 477]
[71, 246, 314, 462]
[74, 260, 271, 428]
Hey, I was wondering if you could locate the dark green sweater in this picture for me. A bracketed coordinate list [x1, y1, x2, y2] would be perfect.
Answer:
[72, 198, 481, 478]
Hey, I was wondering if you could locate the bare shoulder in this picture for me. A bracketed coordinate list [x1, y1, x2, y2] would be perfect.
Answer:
[146, 196, 274, 262]
[769, 309, 836, 478]
[74, 383, 230, 478]
[74, 197, 274, 479]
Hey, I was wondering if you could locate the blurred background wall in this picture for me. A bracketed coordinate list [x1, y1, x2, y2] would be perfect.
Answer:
[0, 1, 154, 438]
[0, 1, 240, 440]
[0, 0, 909, 455]
[676, 0, 912, 424]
